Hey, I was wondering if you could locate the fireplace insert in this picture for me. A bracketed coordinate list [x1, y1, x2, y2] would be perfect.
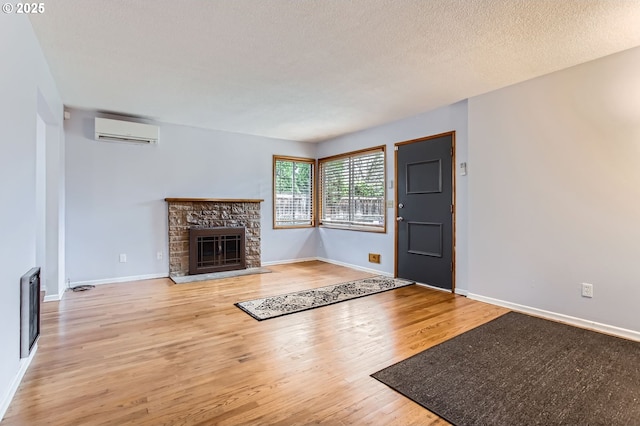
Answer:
[189, 227, 246, 275]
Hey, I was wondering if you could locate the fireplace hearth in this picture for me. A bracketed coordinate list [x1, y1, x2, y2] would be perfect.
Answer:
[189, 227, 246, 275]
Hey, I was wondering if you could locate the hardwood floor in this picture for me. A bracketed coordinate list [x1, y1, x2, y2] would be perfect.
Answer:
[3, 261, 508, 425]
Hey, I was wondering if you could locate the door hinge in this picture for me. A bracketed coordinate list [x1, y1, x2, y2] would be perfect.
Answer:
[450, 147, 454, 156]
[394, 146, 399, 151]
[450, 204, 454, 213]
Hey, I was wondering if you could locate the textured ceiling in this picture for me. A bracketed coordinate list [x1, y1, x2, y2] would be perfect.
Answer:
[29, 0, 640, 142]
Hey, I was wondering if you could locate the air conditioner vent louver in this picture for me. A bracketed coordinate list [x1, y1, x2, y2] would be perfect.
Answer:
[95, 117, 159, 144]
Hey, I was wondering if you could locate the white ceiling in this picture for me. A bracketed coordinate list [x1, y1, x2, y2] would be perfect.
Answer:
[29, 0, 640, 142]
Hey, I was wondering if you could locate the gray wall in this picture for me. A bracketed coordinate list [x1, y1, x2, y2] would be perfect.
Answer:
[64, 109, 318, 283]
[316, 101, 470, 292]
[468, 46, 640, 332]
[65, 102, 471, 287]
[0, 14, 63, 417]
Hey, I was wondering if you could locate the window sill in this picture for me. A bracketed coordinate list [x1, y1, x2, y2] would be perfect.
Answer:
[273, 224, 315, 229]
[319, 223, 386, 233]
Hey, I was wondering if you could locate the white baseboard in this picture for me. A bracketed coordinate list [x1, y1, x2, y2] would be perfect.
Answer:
[63, 259, 391, 289]
[44, 273, 169, 302]
[414, 282, 455, 293]
[263, 257, 393, 277]
[43, 293, 61, 302]
[0, 344, 38, 421]
[316, 257, 393, 277]
[455, 288, 469, 296]
[468, 293, 640, 342]
[69, 272, 169, 288]
[43, 282, 76, 302]
[262, 257, 318, 266]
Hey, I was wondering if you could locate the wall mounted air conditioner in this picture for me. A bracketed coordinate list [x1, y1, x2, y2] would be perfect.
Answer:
[94, 117, 159, 144]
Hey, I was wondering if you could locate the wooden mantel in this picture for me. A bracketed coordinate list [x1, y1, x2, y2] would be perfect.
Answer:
[165, 198, 264, 203]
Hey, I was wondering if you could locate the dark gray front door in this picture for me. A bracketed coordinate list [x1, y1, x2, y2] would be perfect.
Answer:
[395, 132, 454, 291]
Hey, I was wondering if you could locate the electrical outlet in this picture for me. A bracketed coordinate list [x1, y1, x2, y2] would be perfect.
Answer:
[581, 283, 593, 298]
[119, 253, 127, 263]
[368, 253, 381, 264]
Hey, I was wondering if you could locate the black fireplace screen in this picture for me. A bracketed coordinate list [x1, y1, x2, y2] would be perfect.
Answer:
[189, 227, 246, 275]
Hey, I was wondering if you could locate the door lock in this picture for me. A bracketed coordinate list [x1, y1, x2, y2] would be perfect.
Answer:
[398, 203, 404, 208]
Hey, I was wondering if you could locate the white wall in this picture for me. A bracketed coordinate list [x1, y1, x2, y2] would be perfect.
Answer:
[39, 91, 66, 300]
[65, 109, 317, 283]
[316, 101, 469, 292]
[0, 14, 63, 419]
[468, 47, 640, 333]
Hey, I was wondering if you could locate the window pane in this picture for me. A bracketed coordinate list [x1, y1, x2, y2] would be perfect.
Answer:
[274, 157, 314, 227]
[319, 147, 385, 231]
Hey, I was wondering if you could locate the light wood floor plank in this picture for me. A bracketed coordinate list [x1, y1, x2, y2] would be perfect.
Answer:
[3, 261, 508, 425]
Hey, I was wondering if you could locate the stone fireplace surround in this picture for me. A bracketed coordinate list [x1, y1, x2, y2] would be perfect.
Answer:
[165, 198, 263, 277]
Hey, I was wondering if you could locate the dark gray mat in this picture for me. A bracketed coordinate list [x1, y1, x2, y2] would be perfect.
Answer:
[372, 312, 640, 426]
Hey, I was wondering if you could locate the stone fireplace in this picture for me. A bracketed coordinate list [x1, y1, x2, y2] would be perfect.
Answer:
[165, 198, 263, 277]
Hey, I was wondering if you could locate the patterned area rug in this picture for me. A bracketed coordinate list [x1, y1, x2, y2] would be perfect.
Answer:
[235, 276, 414, 320]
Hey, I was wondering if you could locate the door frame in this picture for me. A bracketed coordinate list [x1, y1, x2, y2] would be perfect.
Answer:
[394, 131, 456, 293]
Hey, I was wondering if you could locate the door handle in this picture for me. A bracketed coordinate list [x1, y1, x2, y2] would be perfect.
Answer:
[396, 217, 404, 222]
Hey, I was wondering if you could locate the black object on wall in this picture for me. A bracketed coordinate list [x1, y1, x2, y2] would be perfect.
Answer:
[20, 267, 41, 358]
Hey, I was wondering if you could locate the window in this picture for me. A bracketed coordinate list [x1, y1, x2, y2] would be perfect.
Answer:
[319, 146, 386, 232]
[273, 156, 315, 228]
